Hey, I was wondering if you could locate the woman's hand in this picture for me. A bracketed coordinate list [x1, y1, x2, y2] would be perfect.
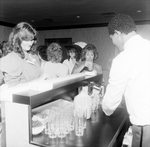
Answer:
[85, 61, 93, 71]
[38, 73, 50, 80]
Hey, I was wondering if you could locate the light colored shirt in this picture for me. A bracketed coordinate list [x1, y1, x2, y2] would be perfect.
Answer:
[43, 61, 69, 79]
[102, 35, 150, 126]
[40, 60, 46, 73]
[0, 51, 41, 87]
[72, 61, 102, 75]
[63, 58, 76, 74]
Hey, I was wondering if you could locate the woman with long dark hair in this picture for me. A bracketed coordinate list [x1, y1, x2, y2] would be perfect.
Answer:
[72, 44, 102, 75]
[63, 44, 82, 74]
[0, 22, 41, 87]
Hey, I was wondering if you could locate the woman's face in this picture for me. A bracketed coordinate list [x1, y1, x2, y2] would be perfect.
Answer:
[21, 40, 34, 51]
[85, 50, 94, 62]
[69, 51, 76, 59]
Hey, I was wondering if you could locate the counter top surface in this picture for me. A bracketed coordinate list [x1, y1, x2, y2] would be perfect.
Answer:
[32, 106, 127, 147]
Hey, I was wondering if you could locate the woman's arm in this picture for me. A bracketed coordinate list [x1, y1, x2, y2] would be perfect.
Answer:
[72, 62, 85, 74]
[94, 63, 103, 75]
[0, 52, 23, 87]
[38, 73, 50, 80]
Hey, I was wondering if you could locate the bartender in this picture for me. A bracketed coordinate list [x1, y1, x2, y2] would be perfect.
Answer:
[102, 14, 150, 147]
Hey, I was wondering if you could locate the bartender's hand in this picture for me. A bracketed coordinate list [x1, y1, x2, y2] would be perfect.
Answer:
[85, 61, 93, 71]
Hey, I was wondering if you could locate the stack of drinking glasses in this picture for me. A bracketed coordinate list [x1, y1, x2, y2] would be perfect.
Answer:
[74, 108, 87, 137]
[33, 99, 88, 139]
[91, 88, 102, 113]
[44, 101, 75, 139]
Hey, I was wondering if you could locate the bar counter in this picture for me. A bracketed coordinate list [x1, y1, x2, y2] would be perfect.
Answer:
[1, 74, 129, 147]
[32, 106, 128, 147]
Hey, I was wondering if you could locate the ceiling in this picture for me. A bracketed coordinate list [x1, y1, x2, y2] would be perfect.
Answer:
[0, 0, 150, 30]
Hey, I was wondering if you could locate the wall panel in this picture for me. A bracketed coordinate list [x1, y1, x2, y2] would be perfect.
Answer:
[0, 26, 12, 43]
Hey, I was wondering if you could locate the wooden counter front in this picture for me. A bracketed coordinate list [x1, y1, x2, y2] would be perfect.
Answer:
[32, 106, 128, 147]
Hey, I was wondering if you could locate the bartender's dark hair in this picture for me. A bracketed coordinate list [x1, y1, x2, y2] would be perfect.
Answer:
[108, 14, 136, 35]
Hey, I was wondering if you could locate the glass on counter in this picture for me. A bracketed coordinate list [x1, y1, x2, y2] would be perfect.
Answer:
[32, 100, 78, 138]
[31, 92, 103, 147]
[74, 108, 86, 137]
[46, 104, 74, 139]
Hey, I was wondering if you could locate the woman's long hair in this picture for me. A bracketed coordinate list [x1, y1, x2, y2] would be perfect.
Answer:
[81, 44, 98, 62]
[8, 22, 37, 58]
[66, 44, 82, 62]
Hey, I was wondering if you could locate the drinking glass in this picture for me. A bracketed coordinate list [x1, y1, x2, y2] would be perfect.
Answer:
[74, 108, 86, 137]
[57, 112, 67, 138]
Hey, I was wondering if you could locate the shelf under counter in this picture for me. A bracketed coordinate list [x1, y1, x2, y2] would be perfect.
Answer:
[31, 106, 128, 147]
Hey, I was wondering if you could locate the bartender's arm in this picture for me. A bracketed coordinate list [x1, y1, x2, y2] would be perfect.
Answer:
[102, 55, 129, 116]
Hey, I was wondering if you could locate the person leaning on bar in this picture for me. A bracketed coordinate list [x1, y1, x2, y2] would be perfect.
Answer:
[0, 22, 41, 89]
[63, 44, 82, 75]
[72, 44, 102, 75]
[102, 14, 150, 147]
[38, 42, 69, 80]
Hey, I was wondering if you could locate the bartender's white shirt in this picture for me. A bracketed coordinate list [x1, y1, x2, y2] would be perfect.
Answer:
[102, 35, 150, 126]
